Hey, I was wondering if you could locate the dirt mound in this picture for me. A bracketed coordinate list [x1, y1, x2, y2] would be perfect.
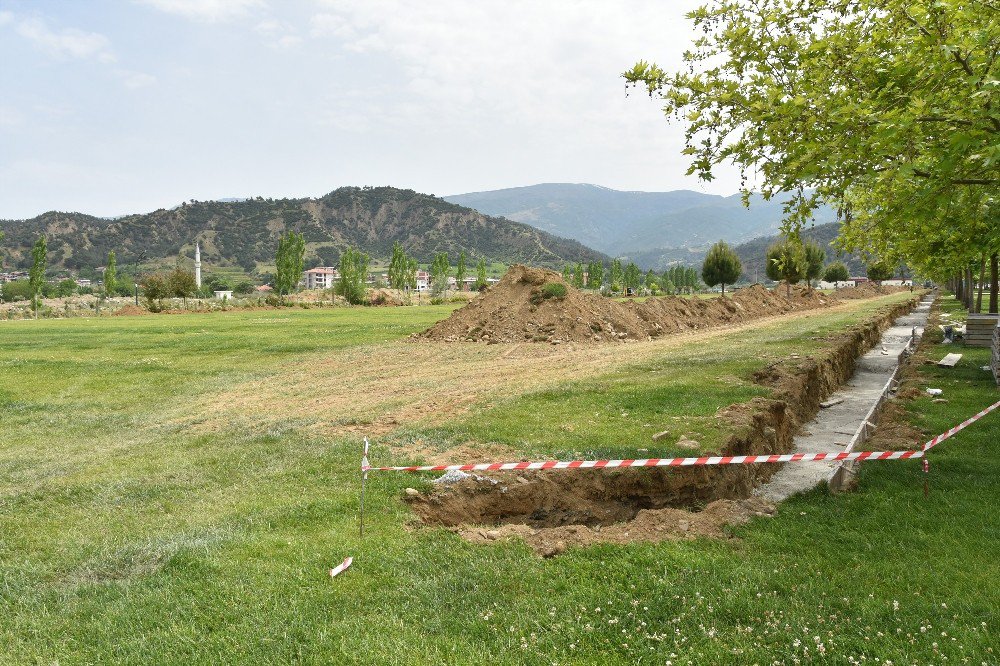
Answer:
[110, 305, 148, 317]
[836, 283, 907, 299]
[368, 289, 407, 306]
[416, 265, 652, 344]
[418, 266, 845, 344]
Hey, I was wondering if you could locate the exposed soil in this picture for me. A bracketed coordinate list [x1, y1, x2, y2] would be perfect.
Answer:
[451, 497, 777, 557]
[417, 264, 906, 345]
[408, 294, 925, 555]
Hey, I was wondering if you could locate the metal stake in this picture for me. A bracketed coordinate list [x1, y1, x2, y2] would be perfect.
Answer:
[923, 457, 930, 498]
[360, 437, 370, 538]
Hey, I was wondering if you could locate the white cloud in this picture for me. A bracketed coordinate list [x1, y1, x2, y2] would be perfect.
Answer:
[0, 10, 14, 27]
[255, 18, 301, 49]
[136, 0, 265, 23]
[15, 17, 116, 63]
[119, 70, 157, 89]
[306, 1, 690, 132]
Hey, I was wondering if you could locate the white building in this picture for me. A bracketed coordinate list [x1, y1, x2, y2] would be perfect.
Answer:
[302, 267, 340, 289]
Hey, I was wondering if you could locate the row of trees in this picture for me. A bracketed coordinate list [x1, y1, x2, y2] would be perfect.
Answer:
[563, 259, 704, 295]
[625, 1, 997, 312]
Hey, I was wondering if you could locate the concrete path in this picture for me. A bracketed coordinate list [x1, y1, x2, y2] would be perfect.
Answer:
[755, 294, 934, 502]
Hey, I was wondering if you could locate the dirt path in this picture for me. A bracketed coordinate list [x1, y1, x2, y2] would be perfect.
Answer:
[190, 296, 907, 448]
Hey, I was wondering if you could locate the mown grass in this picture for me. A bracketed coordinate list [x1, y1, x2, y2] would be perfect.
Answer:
[398, 292, 919, 461]
[1, 293, 996, 664]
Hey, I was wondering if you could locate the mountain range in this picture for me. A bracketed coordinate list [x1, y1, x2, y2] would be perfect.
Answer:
[445, 183, 838, 262]
[0, 187, 605, 275]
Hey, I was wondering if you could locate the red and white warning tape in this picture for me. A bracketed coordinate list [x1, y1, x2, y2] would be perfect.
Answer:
[330, 556, 353, 578]
[921, 399, 1000, 451]
[365, 449, 921, 473]
[363, 400, 1000, 473]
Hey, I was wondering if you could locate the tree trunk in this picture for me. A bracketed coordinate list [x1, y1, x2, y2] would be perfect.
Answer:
[721, 283, 726, 297]
[977, 256, 987, 313]
[966, 267, 975, 310]
[991, 253, 999, 315]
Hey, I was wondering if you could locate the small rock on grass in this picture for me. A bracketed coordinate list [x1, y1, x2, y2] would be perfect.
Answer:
[541, 540, 566, 558]
[404, 488, 420, 497]
[676, 435, 700, 450]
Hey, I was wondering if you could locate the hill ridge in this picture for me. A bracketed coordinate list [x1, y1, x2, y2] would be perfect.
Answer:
[0, 186, 606, 275]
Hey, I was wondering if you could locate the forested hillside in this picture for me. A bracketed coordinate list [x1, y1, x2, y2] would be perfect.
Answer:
[0, 187, 606, 274]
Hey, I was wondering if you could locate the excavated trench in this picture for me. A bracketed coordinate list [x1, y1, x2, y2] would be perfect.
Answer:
[406, 294, 926, 548]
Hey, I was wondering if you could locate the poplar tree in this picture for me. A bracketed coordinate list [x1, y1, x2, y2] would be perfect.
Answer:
[430, 252, 450, 298]
[104, 251, 118, 297]
[455, 252, 467, 291]
[388, 242, 410, 290]
[608, 259, 624, 294]
[274, 231, 305, 298]
[336, 247, 370, 305]
[475, 258, 488, 290]
[29, 236, 46, 318]
[587, 261, 604, 289]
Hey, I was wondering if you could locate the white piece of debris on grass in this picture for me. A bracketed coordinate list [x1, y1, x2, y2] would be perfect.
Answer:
[938, 353, 962, 368]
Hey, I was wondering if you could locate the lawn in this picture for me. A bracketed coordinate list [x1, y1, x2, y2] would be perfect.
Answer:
[1, 293, 996, 664]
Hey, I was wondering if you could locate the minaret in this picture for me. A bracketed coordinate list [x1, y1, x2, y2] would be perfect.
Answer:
[195, 242, 202, 289]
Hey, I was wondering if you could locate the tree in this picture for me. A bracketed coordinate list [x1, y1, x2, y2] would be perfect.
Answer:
[336, 247, 370, 305]
[624, 262, 642, 295]
[430, 252, 450, 298]
[140, 272, 169, 311]
[234, 280, 255, 295]
[406, 257, 418, 291]
[866, 259, 895, 284]
[688, 267, 701, 292]
[168, 267, 198, 305]
[455, 252, 468, 291]
[388, 241, 410, 290]
[766, 238, 807, 296]
[624, 1, 999, 305]
[823, 262, 850, 284]
[701, 240, 742, 297]
[588, 261, 604, 289]
[572, 263, 585, 288]
[104, 251, 117, 298]
[274, 231, 305, 298]
[608, 258, 624, 294]
[804, 241, 826, 290]
[29, 236, 46, 318]
[475, 258, 488, 290]
[562, 265, 573, 283]
[56, 279, 77, 297]
[644, 269, 659, 294]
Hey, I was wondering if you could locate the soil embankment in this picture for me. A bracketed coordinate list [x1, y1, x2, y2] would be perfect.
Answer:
[416, 264, 907, 344]
[407, 292, 926, 554]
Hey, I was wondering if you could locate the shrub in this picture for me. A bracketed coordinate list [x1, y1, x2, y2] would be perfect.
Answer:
[541, 282, 567, 300]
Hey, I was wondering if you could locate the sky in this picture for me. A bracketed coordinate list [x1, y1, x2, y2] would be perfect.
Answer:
[0, 0, 742, 219]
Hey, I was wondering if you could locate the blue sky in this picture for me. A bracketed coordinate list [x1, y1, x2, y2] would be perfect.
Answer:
[0, 0, 740, 219]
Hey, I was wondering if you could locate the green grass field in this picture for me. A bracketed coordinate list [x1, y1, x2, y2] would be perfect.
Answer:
[1, 294, 996, 664]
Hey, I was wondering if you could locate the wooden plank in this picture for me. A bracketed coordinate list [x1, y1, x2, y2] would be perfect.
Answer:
[938, 353, 963, 367]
